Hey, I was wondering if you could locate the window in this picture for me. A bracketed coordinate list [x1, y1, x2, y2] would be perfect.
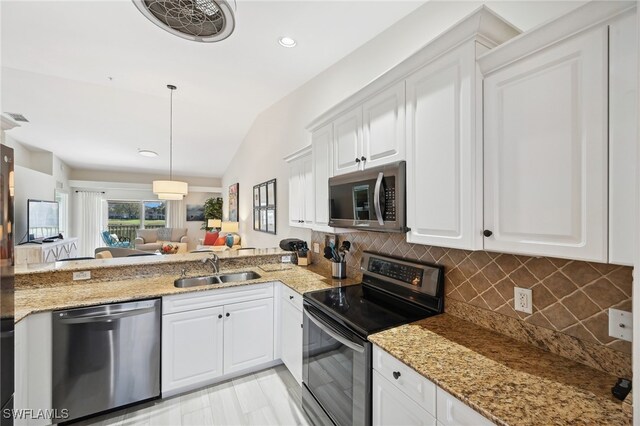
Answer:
[55, 190, 69, 236]
[107, 200, 165, 242]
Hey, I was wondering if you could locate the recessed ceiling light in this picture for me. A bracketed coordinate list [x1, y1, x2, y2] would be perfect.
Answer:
[138, 149, 158, 157]
[278, 36, 297, 48]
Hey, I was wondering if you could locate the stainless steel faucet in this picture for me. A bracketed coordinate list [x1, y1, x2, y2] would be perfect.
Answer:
[201, 254, 220, 274]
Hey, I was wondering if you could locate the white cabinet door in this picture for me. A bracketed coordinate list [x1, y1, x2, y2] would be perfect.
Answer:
[223, 298, 274, 375]
[162, 306, 224, 393]
[436, 387, 494, 426]
[483, 26, 608, 262]
[280, 296, 303, 384]
[362, 81, 406, 169]
[302, 152, 315, 224]
[406, 42, 482, 250]
[608, 13, 637, 265]
[313, 124, 333, 226]
[372, 371, 437, 426]
[333, 106, 363, 176]
[288, 159, 305, 227]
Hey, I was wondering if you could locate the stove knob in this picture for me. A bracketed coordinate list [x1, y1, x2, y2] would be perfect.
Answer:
[392, 371, 401, 380]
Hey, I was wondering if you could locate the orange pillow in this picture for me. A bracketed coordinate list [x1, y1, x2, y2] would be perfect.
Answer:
[203, 231, 219, 246]
[214, 236, 227, 246]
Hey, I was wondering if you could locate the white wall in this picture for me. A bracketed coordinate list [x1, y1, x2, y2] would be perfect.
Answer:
[222, 0, 585, 248]
[2, 135, 71, 242]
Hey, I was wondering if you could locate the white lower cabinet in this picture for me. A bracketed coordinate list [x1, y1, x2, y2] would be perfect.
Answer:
[373, 345, 494, 426]
[437, 388, 494, 426]
[280, 285, 303, 384]
[161, 282, 276, 396]
[373, 371, 436, 426]
[162, 306, 224, 393]
[223, 298, 274, 375]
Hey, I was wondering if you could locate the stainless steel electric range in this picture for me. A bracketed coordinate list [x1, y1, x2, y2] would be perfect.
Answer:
[302, 251, 444, 426]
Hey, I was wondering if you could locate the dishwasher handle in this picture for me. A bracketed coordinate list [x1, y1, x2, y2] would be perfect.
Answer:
[57, 306, 157, 324]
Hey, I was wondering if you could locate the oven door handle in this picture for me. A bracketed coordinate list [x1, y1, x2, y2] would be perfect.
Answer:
[305, 307, 365, 353]
[373, 172, 384, 226]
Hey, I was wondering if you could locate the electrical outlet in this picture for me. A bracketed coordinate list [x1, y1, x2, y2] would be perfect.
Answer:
[313, 243, 320, 254]
[514, 287, 532, 314]
[73, 271, 91, 281]
[281, 255, 293, 263]
[609, 308, 632, 341]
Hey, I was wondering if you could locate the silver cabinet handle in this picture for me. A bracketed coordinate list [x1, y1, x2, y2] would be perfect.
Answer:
[58, 306, 156, 324]
[373, 171, 384, 226]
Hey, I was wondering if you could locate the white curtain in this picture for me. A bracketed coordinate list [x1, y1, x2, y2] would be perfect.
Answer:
[166, 199, 186, 228]
[73, 191, 104, 257]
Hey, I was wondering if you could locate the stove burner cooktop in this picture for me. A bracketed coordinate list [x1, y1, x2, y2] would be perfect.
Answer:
[304, 251, 445, 338]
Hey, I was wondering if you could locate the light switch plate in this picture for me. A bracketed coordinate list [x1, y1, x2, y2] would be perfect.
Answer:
[609, 308, 632, 341]
[514, 287, 532, 314]
[73, 271, 91, 281]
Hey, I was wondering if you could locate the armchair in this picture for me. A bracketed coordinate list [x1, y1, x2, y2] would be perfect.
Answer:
[101, 231, 131, 248]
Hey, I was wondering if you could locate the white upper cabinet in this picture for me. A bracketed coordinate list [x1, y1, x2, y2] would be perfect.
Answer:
[362, 81, 406, 169]
[405, 42, 483, 250]
[479, 1, 637, 263]
[608, 13, 637, 265]
[285, 146, 313, 228]
[312, 124, 333, 227]
[333, 106, 363, 176]
[483, 26, 609, 262]
[332, 82, 406, 177]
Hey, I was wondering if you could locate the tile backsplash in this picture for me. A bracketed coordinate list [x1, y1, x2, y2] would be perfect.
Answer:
[310, 231, 633, 357]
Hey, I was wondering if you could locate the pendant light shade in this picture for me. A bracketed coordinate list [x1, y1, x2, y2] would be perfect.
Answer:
[153, 84, 188, 200]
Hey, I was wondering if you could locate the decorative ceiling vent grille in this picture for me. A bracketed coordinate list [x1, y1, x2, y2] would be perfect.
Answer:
[133, 0, 235, 42]
[5, 113, 29, 123]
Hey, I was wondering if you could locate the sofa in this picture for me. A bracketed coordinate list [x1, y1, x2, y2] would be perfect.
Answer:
[134, 228, 188, 253]
[196, 231, 241, 251]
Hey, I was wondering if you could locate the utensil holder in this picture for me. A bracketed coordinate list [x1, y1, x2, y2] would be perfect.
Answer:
[331, 262, 347, 279]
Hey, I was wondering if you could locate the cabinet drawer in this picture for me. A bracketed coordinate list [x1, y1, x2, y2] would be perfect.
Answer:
[437, 387, 494, 426]
[372, 345, 436, 417]
[280, 284, 303, 311]
[163, 282, 274, 314]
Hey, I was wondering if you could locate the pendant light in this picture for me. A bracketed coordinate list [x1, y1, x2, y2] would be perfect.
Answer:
[153, 84, 188, 200]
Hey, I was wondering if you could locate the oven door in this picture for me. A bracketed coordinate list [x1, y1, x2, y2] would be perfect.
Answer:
[302, 303, 371, 426]
[328, 160, 406, 233]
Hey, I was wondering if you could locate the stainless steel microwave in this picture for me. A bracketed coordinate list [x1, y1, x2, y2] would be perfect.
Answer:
[328, 161, 408, 233]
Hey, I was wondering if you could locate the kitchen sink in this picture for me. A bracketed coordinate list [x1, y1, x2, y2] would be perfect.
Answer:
[174, 275, 221, 288]
[217, 271, 262, 282]
[174, 271, 262, 288]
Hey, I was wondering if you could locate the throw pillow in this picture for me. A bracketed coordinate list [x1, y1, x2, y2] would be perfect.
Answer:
[214, 236, 227, 246]
[203, 231, 219, 246]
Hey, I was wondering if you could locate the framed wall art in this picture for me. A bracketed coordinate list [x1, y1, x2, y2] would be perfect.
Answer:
[253, 178, 276, 234]
[228, 183, 239, 222]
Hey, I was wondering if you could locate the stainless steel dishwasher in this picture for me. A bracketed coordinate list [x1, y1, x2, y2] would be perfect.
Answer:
[52, 299, 161, 422]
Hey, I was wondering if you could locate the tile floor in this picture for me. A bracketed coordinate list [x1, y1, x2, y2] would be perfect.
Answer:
[77, 365, 310, 426]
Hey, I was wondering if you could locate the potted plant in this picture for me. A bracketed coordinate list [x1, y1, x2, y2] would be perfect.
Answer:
[201, 197, 223, 231]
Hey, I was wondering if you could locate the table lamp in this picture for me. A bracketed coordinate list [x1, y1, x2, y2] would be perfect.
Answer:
[221, 221, 239, 248]
[207, 219, 222, 231]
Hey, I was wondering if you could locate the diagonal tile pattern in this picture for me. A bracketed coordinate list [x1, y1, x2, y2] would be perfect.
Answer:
[311, 231, 633, 355]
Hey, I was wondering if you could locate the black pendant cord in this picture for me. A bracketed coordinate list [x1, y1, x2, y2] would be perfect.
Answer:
[168, 84, 177, 182]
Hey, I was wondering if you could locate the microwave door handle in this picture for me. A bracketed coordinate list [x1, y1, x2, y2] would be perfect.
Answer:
[305, 308, 365, 353]
[373, 172, 384, 226]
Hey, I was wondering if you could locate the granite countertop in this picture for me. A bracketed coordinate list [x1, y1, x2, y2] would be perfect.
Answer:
[15, 248, 290, 275]
[14, 263, 359, 322]
[369, 314, 631, 426]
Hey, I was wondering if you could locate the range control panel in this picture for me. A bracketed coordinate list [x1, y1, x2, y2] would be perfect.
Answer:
[362, 251, 442, 297]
